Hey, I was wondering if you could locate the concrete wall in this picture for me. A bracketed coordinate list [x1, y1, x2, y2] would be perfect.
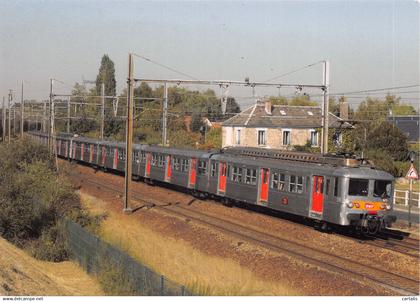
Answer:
[222, 126, 319, 150]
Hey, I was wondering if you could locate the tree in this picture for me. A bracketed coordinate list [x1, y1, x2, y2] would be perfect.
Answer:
[96, 54, 116, 96]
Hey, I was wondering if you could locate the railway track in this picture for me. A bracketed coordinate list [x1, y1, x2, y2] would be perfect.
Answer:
[71, 170, 420, 296]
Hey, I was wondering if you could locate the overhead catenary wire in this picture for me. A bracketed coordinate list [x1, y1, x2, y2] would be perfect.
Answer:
[262, 60, 324, 83]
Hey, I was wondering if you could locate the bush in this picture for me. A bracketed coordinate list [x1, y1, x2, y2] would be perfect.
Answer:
[0, 138, 99, 261]
[97, 256, 137, 296]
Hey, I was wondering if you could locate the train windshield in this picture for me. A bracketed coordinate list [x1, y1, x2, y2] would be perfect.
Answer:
[373, 180, 392, 198]
[348, 179, 369, 196]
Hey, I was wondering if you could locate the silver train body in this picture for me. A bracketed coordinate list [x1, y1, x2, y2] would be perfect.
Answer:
[29, 131, 397, 232]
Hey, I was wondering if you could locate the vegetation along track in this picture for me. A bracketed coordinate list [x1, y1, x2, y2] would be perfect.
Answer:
[72, 170, 419, 296]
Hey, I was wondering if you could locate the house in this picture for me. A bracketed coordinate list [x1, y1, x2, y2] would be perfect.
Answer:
[387, 115, 419, 143]
[221, 99, 352, 149]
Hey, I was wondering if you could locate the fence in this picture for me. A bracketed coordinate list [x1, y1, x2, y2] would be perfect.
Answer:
[64, 219, 190, 296]
[393, 189, 420, 208]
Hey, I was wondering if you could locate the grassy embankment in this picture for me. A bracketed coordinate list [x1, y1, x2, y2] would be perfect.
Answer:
[80, 193, 297, 296]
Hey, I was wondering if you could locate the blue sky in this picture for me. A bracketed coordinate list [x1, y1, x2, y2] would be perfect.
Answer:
[0, 0, 418, 109]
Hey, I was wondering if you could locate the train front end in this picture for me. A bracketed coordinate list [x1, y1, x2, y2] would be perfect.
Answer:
[340, 167, 396, 234]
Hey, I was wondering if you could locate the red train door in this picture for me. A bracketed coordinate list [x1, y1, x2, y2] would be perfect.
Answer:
[189, 158, 197, 188]
[145, 153, 151, 177]
[218, 162, 227, 195]
[258, 168, 269, 204]
[101, 146, 106, 166]
[165, 155, 172, 182]
[310, 175, 324, 218]
[89, 145, 94, 163]
[113, 148, 118, 169]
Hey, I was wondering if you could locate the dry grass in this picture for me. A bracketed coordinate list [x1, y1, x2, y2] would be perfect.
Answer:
[0, 236, 103, 296]
[80, 193, 296, 296]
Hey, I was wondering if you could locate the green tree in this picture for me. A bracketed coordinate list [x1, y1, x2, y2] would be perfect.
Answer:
[96, 54, 116, 96]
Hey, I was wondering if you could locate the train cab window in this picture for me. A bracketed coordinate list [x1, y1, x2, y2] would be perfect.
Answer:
[173, 157, 181, 171]
[334, 178, 339, 197]
[151, 154, 158, 166]
[181, 159, 189, 172]
[158, 155, 165, 167]
[231, 166, 243, 183]
[198, 161, 207, 175]
[245, 168, 257, 185]
[373, 180, 392, 198]
[210, 162, 218, 177]
[348, 178, 369, 196]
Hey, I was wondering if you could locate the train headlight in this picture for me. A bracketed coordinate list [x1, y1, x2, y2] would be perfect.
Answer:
[346, 202, 354, 208]
[382, 198, 388, 203]
[386, 204, 391, 210]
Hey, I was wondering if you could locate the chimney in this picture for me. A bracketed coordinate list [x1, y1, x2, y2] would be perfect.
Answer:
[264, 99, 272, 115]
[339, 99, 349, 120]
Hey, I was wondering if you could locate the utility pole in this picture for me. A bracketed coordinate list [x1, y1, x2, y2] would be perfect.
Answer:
[162, 82, 168, 146]
[321, 60, 330, 155]
[67, 97, 71, 133]
[13, 105, 16, 137]
[100, 83, 105, 139]
[21, 82, 24, 138]
[123, 53, 134, 213]
[8, 90, 12, 143]
[43, 101, 47, 132]
[2, 97, 5, 142]
[48, 78, 53, 149]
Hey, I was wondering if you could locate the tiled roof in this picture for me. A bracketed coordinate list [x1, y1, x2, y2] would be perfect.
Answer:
[387, 115, 419, 142]
[222, 104, 352, 129]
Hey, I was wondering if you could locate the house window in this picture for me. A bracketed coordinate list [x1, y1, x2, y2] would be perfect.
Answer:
[282, 130, 291, 146]
[236, 129, 241, 145]
[245, 168, 257, 185]
[310, 130, 318, 146]
[257, 129, 266, 146]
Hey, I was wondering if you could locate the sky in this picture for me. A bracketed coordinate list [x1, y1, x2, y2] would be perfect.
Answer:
[0, 0, 419, 109]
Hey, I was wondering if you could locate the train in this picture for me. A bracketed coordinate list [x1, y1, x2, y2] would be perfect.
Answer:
[28, 131, 396, 234]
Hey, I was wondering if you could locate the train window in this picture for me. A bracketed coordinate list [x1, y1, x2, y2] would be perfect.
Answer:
[271, 172, 279, 188]
[141, 152, 146, 163]
[245, 168, 257, 185]
[373, 180, 392, 198]
[279, 174, 286, 191]
[334, 178, 339, 197]
[325, 179, 330, 195]
[173, 157, 181, 171]
[297, 176, 303, 194]
[231, 166, 243, 183]
[289, 175, 296, 192]
[348, 179, 369, 196]
[181, 159, 189, 172]
[158, 155, 165, 167]
[289, 175, 303, 193]
[210, 162, 218, 177]
[198, 161, 207, 175]
[134, 152, 140, 163]
[151, 154, 158, 166]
